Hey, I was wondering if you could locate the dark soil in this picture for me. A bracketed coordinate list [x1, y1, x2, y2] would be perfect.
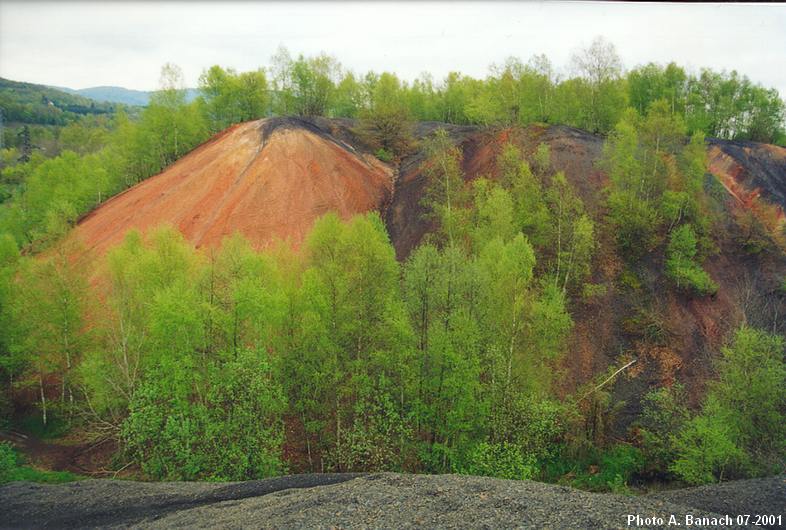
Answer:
[0, 429, 117, 477]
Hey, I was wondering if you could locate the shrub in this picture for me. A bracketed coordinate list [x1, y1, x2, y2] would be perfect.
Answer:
[665, 224, 717, 295]
[374, 148, 393, 163]
[608, 191, 661, 258]
[123, 351, 286, 481]
[0, 442, 17, 483]
[670, 406, 746, 485]
[356, 104, 414, 158]
[544, 444, 643, 492]
[459, 441, 537, 481]
[582, 282, 608, 300]
[327, 394, 413, 473]
[671, 327, 785, 484]
[599, 445, 644, 489]
[637, 384, 690, 477]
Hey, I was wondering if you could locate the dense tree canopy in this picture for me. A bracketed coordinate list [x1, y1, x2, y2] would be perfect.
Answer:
[0, 38, 784, 490]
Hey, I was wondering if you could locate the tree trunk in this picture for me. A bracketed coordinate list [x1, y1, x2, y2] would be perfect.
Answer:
[39, 374, 47, 427]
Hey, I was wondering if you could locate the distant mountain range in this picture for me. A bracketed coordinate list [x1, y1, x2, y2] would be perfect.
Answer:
[51, 85, 200, 106]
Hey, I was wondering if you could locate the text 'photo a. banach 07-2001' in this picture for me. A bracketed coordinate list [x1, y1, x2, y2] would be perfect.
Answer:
[0, 1, 784, 528]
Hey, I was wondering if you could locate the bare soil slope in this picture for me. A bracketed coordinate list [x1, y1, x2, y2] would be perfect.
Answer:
[707, 138, 786, 219]
[70, 118, 393, 255]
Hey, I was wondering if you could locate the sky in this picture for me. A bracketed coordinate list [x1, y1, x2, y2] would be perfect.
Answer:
[1, 1, 785, 96]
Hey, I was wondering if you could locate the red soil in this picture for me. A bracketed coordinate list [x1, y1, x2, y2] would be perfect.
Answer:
[69, 119, 393, 256]
[707, 142, 786, 230]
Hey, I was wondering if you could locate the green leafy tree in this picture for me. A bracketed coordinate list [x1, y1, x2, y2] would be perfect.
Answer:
[123, 350, 285, 481]
[356, 72, 414, 158]
[199, 66, 268, 132]
[403, 243, 485, 472]
[672, 327, 786, 483]
[569, 37, 628, 133]
[497, 143, 550, 248]
[665, 224, 717, 295]
[421, 128, 468, 246]
[637, 383, 690, 477]
[6, 247, 90, 426]
[294, 212, 413, 472]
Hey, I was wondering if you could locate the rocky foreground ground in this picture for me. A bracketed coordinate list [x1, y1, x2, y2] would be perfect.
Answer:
[1, 473, 784, 529]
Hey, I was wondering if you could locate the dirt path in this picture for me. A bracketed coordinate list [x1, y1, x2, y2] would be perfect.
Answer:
[0, 429, 118, 476]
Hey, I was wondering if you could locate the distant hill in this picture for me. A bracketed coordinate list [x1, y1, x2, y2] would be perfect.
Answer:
[55, 85, 200, 106]
[55, 85, 151, 106]
[0, 77, 117, 126]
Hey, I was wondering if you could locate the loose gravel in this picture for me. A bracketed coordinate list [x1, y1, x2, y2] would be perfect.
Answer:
[1, 473, 783, 529]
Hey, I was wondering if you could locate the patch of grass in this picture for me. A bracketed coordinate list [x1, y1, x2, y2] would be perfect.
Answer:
[7, 465, 82, 484]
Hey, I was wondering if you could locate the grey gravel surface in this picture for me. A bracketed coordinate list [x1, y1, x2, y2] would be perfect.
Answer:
[0, 473, 364, 529]
[648, 475, 786, 528]
[1, 472, 783, 529]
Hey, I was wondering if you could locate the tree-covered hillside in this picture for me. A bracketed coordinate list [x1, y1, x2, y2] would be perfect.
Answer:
[0, 39, 784, 492]
[0, 78, 118, 126]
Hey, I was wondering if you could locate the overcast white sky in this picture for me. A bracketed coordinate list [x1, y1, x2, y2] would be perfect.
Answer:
[1, 1, 785, 96]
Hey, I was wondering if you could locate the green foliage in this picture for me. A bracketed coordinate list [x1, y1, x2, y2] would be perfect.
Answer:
[421, 128, 468, 245]
[665, 225, 717, 295]
[567, 37, 628, 133]
[374, 148, 393, 163]
[637, 384, 690, 477]
[123, 350, 286, 481]
[327, 393, 413, 472]
[0, 65, 209, 250]
[711, 328, 786, 468]
[292, 212, 413, 472]
[198, 65, 268, 132]
[17, 414, 71, 440]
[2, 47, 784, 488]
[544, 444, 644, 493]
[0, 77, 117, 126]
[628, 62, 688, 116]
[356, 73, 414, 158]
[532, 142, 551, 176]
[671, 404, 747, 485]
[0, 441, 15, 483]
[403, 243, 484, 473]
[124, 65, 209, 180]
[686, 69, 785, 143]
[497, 143, 549, 248]
[672, 327, 786, 484]
[582, 282, 608, 300]
[269, 48, 341, 117]
[459, 441, 537, 480]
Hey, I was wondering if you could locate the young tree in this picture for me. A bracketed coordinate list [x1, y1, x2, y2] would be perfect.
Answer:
[296, 212, 413, 471]
[421, 128, 467, 247]
[6, 248, 90, 425]
[569, 37, 628, 133]
[290, 53, 341, 117]
[672, 327, 785, 483]
[130, 64, 208, 178]
[403, 243, 485, 471]
[665, 224, 717, 296]
[356, 72, 414, 159]
[199, 66, 268, 132]
[497, 143, 550, 249]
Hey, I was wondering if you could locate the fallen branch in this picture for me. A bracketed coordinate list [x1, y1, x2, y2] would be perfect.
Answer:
[112, 461, 134, 479]
[577, 358, 637, 403]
